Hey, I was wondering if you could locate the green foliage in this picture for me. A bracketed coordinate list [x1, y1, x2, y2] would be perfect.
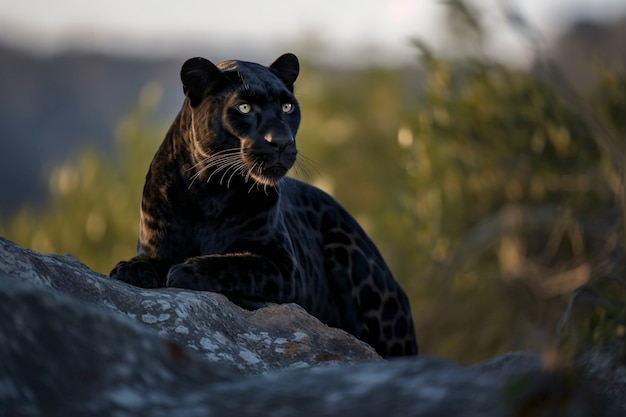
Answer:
[394, 54, 623, 361]
[1, 5, 624, 363]
[1, 95, 166, 274]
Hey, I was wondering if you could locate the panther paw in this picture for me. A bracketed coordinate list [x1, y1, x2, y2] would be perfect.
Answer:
[165, 261, 214, 291]
[110, 259, 162, 288]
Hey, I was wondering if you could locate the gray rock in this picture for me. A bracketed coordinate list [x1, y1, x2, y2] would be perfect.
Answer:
[576, 342, 626, 412]
[471, 351, 543, 377]
[0, 281, 236, 416]
[0, 283, 500, 416]
[0, 237, 380, 374]
[0, 237, 623, 416]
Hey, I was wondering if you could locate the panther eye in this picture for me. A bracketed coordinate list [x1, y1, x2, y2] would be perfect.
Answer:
[282, 103, 293, 113]
[237, 103, 253, 114]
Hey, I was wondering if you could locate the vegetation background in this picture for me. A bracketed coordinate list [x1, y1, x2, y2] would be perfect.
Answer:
[1, 1, 624, 364]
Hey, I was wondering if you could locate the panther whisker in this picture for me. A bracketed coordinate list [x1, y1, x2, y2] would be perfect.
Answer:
[187, 148, 238, 171]
[204, 160, 235, 176]
[217, 158, 245, 185]
[208, 163, 234, 183]
[293, 153, 319, 179]
[226, 162, 249, 188]
[201, 152, 242, 184]
[244, 163, 255, 184]
[188, 148, 241, 184]
[203, 153, 240, 171]
[204, 155, 239, 172]
[188, 148, 238, 172]
[245, 162, 266, 193]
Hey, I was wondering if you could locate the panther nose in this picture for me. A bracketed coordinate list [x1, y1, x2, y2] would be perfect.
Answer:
[264, 133, 294, 146]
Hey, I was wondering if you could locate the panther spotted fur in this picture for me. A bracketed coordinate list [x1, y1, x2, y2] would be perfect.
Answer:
[110, 53, 418, 357]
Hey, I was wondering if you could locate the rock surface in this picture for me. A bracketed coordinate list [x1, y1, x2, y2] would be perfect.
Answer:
[0, 237, 624, 416]
[0, 237, 379, 375]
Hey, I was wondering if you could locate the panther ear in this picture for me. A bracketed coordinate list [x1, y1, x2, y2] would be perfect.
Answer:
[270, 53, 299, 88]
[180, 57, 222, 106]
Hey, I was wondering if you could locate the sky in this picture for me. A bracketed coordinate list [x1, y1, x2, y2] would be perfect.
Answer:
[1, 0, 625, 65]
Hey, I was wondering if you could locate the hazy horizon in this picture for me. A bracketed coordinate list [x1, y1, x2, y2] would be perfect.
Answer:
[2, 0, 625, 66]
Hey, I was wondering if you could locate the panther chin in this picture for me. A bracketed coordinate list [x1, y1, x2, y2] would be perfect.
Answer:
[250, 164, 291, 187]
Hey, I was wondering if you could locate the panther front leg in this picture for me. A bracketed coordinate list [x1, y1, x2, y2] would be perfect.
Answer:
[111, 256, 171, 288]
[165, 252, 297, 304]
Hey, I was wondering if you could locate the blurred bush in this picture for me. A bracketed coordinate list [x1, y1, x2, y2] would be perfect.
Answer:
[1, 83, 166, 274]
[1, 2, 624, 363]
[393, 52, 624, 362]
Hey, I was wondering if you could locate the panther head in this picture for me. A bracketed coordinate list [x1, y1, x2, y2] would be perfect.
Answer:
[180, 53, 301, 188]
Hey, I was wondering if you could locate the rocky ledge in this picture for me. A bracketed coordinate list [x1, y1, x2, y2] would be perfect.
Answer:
[0, 237, 624, 416]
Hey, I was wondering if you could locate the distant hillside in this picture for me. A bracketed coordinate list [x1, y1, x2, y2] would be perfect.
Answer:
[0, 14, 623, 217]
[0, 45, 182, 215]
[543, 15, 626, 89]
